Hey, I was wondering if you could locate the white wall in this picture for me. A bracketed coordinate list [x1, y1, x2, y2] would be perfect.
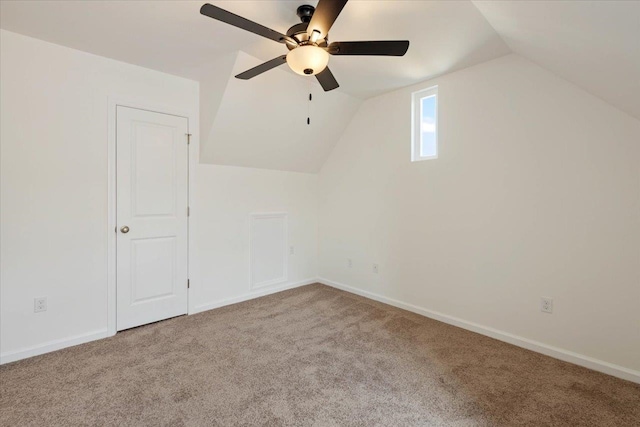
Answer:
[1, 30, 321, 363]
[3, 28, 638, 383]
[193, 165, 318, 313]
[318, 54, 640, 377]
[0, 30, 199, 361]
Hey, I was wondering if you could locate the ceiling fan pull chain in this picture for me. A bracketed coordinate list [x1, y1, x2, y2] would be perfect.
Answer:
[307, 81, 312, 125]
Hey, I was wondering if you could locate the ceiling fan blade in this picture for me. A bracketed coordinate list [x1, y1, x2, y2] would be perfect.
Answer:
[200, 3, 287, 44]
[316, 67, 340, 92]
[328, 41, 410, 56]
[235, 55, 288, 80]
[307, 0, 349, 39]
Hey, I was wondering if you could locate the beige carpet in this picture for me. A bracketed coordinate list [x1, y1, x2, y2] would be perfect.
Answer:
[1, 284, 638, 426]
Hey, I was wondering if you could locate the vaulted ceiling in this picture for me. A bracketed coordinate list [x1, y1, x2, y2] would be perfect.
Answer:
[0, 1, 510, 99]
[199, 51, 362, 172]
[1, 1, 638, 172]
[473, 0, 640, 120]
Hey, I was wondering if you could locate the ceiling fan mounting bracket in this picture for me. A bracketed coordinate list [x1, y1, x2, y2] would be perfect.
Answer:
[296, 5, 315, 23]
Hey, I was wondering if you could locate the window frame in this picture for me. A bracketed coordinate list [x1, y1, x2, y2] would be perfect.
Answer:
[411, 85, 438, 162]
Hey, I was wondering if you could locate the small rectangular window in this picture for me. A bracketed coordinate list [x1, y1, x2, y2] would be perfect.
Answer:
[411, 86, 438, 161]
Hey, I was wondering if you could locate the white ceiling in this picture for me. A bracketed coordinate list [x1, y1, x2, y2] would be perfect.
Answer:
[200, 51, 361, 172]
[473, 0, 640, 120]
[0, 0, 510, 100]
[238, 0, 511, 99]
[1, 1, 638, 173]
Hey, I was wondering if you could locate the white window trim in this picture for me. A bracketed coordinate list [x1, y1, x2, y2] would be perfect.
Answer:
[411, 85, 438, 161]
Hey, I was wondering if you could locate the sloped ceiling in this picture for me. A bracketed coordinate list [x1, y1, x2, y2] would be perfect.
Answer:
[473, 0, 640, 120]
[0, 1, 511, 100]
[236, 0, 511, 99]
[1, 1, 638, 173]
[200, 51, 362, 172]
[0, 0, 512, 172]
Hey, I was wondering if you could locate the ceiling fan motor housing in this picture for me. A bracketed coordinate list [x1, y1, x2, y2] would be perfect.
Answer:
[287, 5, 328, 50]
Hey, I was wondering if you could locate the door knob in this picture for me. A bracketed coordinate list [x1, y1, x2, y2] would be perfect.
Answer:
[120, 226, 130, 234]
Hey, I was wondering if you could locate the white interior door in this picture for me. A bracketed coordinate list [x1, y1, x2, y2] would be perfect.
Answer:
[116, 106, 189, 331]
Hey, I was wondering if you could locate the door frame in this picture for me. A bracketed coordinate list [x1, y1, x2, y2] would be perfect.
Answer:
[107, 96, 199, 336]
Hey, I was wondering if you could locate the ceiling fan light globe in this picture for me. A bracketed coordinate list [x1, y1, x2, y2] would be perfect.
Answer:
[286, 45, 329, 76]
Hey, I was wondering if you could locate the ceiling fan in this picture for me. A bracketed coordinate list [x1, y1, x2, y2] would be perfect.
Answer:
[200, 0, 410, 92]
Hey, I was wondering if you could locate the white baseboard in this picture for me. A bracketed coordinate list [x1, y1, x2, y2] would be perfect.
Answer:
[191, 277, 318, 315]
[319, 277, 640, 384]
[0, 329, 112, 365]
[1, 279, 317, 365]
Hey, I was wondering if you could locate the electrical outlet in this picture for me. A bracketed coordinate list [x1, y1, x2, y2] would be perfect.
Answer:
[540, 297, 553, 314]
[289, 246, 295, 255]
[34, 297, 47, 313]
[347, 258, 353, 268]
[373, 264, 379, 274]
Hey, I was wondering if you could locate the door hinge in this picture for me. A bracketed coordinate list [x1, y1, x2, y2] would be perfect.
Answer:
[187, 279, 190, 289]
[187, 206, 190, 217]
[186, 133, 192, 145]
